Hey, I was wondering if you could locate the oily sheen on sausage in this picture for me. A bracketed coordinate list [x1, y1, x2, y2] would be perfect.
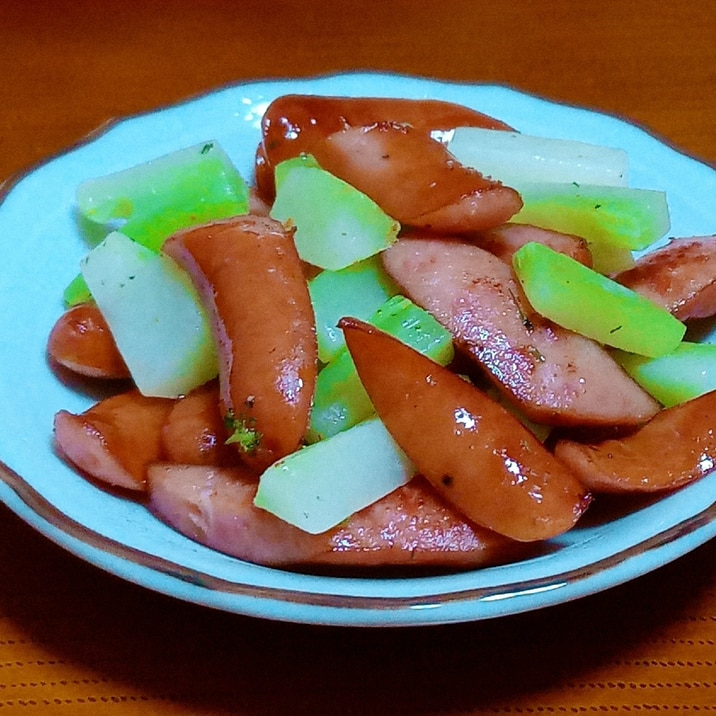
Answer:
[341, 317, 591, 541]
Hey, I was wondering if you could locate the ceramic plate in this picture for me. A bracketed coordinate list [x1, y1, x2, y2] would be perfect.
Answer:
[1, 73, 715, 627]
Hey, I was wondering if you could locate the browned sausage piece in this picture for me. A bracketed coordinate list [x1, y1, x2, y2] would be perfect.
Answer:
[382, 237, 660, 427]
[164, 215, 317, 473]
[54, 389, 174, 491]
[615, 235, 716, 320]
[148, 464, 531, 569]
[256, 94, 513, 199]
[340, 317, 591, 541]
[554, 390, 716, 493]
[47, 302, 130, 379]
[161, 381, 239, 467]
[309, 122, 523, 234]
[473, 223, 593, 266]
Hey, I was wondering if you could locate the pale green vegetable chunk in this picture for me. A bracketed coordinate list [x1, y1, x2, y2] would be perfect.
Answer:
[511, 182, 670, 272]
[613, 341, 716, 407]
[306, 349, 375, 444]
[270, 155, 400, 270]
[512, 242, 686, 358]
[307, 294, 454, 442]
[448, 127, 629, 189]
[81, 231, 218, 398]
[68, 141, 250, 305]
[254, 417, 416, 534]
[309, 255, 399, 363]
[77, 141, 250, 251]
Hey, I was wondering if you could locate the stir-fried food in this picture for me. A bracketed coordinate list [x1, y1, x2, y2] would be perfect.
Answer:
[49, 95, 716, 572]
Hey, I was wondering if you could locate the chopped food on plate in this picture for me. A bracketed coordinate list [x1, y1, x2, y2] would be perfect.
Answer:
[49, 95, 716, 573]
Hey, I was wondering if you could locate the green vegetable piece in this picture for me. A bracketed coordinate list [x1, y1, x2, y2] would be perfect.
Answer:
[306, 350, 375, 444]
[512, 241, 686, 358]
[77, 141, 250, 252]
[81, 231, 218, 398]
[512, 182, 670, 269]
[448, 127, 629, 189]
[270, 154, 400, 270]
[254, 417, 416, 534]
[307, 294, 454, 442]
[63, 273, 93, 307]
[309, 255, 399, 363]
[613, 341, 716, 407]
[69, 141, 249, 303]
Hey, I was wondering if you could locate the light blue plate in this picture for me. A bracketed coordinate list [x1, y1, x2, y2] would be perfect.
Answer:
[1, 73, 715, 627]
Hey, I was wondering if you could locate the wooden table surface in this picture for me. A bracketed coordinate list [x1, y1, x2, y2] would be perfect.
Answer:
[1, 1, 716, 713]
